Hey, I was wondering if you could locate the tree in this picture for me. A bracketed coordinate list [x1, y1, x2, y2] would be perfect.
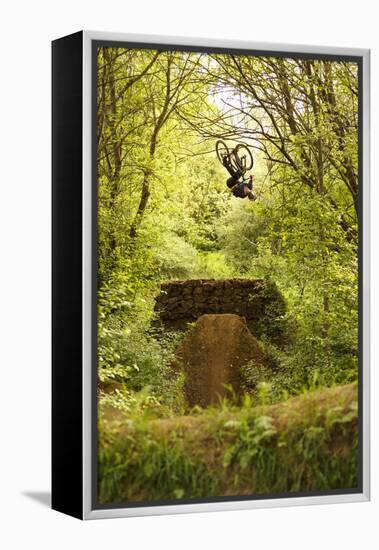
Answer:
[180, 55, 358, 234]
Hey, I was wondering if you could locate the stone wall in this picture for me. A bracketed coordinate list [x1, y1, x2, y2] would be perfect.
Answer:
[154, 278, 287, 342]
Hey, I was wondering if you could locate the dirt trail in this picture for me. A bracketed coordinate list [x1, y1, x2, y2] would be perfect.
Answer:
[175, 314, 265, 407]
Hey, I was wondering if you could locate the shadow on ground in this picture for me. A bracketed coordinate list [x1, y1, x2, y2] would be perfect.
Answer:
[23, 491, 51, 508]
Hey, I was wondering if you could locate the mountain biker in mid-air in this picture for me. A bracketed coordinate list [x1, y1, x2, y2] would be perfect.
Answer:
[223, 155, 257, 201]
[216, 140, 256, 201]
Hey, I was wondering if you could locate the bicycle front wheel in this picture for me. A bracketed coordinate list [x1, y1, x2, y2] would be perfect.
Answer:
[234, 143, 254, 172]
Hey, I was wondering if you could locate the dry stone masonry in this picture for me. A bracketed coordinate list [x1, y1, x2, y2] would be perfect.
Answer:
[154, 278, 287, 343]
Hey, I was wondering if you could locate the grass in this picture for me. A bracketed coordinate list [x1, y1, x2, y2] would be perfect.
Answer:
[98, 382, 358, 504]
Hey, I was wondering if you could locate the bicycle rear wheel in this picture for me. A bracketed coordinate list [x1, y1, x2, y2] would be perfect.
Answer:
[216, 140, 230, 165]
[234, 143, 254, 172]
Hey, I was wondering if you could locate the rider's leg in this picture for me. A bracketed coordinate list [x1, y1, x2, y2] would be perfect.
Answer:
[224, 159, 239, 178]
[223, 154, 244, 178]
[226, 172, 240, 189]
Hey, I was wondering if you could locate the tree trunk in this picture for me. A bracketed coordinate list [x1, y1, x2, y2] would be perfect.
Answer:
[129, 171, 151, 239]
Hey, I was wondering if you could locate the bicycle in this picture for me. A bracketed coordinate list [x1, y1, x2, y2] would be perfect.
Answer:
[215, 140, 254, 175]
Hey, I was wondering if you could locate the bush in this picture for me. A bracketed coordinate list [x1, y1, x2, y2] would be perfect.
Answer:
[98, 384, 358, 503]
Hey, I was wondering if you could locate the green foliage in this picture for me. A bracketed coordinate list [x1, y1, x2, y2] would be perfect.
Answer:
[98, 384, 358, 502]
[221, 185, 358, 388]
[96, 47, 360, 501]
[98, 264, 186, 411]
[99, 387, 160, 415]
[99, 430, 218, 503]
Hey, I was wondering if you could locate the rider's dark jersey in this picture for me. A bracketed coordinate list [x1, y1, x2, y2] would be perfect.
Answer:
[232, 182, 248, 198]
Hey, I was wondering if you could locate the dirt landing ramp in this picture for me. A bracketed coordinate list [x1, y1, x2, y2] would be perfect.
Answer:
[176, 314, 265, 408]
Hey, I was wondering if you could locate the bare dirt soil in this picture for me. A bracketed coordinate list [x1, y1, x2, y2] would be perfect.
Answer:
[175, 314, 266, 407]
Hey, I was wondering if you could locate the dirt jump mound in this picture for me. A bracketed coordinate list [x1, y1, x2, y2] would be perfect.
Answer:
[176, 314, 265, 408]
